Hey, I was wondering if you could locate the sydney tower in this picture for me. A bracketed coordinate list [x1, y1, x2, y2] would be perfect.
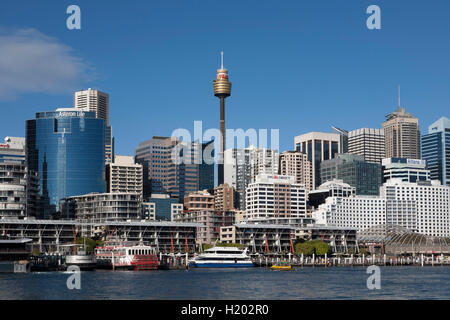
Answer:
[213, 51, 232, 186]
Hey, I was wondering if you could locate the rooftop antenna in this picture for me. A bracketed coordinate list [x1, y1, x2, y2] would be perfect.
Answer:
[398, 85, 401, 109]
[221, 50, 224, 69]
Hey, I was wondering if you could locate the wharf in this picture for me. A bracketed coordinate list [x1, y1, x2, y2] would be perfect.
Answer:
[30, 254, 65, 272]
[253, 254, 450, 268]
[157, 254, 189, 270]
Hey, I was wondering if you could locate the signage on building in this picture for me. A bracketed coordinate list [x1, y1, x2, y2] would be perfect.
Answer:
[259, 174, 295, 183]
[407, 159, 426, 166]
[56, 111, 85, 118]
[0, 144, 10, 149]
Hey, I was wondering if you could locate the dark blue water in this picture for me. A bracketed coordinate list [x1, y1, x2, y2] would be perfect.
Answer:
[0, 266, 449, 300]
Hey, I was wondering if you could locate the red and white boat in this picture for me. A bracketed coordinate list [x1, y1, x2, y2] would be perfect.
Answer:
[95, 239, 158, 271]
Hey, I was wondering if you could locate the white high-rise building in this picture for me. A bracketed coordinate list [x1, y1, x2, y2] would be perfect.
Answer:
[381, 180, 450, 237]
[224, 145, 279, 210]
[348, 128, 385, 164]
[313, 179, 450, 237]
[245, 174, 307, 220]
[74, 88, 113, 164]
[313, 195, 386, 231]
[74, 88, 109, 125]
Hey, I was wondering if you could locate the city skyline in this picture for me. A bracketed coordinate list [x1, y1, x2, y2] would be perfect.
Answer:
[1, 1, 450, 157]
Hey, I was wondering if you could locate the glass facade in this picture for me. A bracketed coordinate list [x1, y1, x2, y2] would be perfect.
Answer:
[199, 140, 214, 191]
[320, 153, 382, 195]
[149, 197, 180, 221]
[421, 133, 443, 182]
[26, 110, 106, 218]
[421, 117, 450, 186]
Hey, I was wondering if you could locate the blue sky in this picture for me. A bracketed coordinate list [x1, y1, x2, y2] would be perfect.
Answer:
[0, 0, 449, 156]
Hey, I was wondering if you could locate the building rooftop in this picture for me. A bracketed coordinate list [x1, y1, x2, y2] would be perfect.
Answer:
[385, 106, 415, 121]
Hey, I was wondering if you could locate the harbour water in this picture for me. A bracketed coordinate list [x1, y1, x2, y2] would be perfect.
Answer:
[0, 266, 449, 300]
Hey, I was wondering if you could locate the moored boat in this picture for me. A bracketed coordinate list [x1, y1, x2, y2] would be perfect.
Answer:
[95, 239, 158, 271]
[63, 244, 97, 271]
[189, 246, 254, 268]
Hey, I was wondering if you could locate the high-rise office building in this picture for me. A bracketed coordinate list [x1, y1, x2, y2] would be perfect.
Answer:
[294, 132, 342, 189]
[382, 158, 430, 183]
[74, 88, 113, 164]
[199, 140, 215, 191]
[320, 153, 382, 196]
[26, 108, 106, 218]
[382, 106, 420, 159]
[245, 174, 307, 220]
[74, 88, 109, 125]
[331, 126, 349, 153]
[135, 136, 212, 200]
[224, 145, 279, 210]
[106, 155, 143, 196]
[348, 128, 385, 164]
[135, 136, 178, 197]
[422, 117, 450, 186]
[279, 151, 313, 197]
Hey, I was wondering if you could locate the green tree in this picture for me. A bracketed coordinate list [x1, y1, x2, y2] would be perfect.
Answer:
[76, 237, 103, 253]
[295, 242, 314, 255]
[310, 240, 331, 256]
[295, 241, 331, 256]
[358, 248, 370, 256]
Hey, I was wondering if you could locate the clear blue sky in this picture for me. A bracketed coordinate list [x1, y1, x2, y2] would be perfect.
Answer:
[0, 0, 449, 156]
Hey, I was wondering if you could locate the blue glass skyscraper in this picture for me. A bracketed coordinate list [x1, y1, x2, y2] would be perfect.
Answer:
[421, 117, 450, 186]
[199, 140, 214, 191]
[26, 109, 106, 217]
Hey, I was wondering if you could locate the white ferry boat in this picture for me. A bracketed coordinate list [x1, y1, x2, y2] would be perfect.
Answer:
[189, 246, 254, 268]
[63, 244, 96, 271]
[95, 239, 158, 271]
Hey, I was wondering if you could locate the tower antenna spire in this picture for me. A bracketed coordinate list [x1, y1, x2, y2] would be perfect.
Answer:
[398, 85, 401, 109]
[221, 51, 224, 69]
